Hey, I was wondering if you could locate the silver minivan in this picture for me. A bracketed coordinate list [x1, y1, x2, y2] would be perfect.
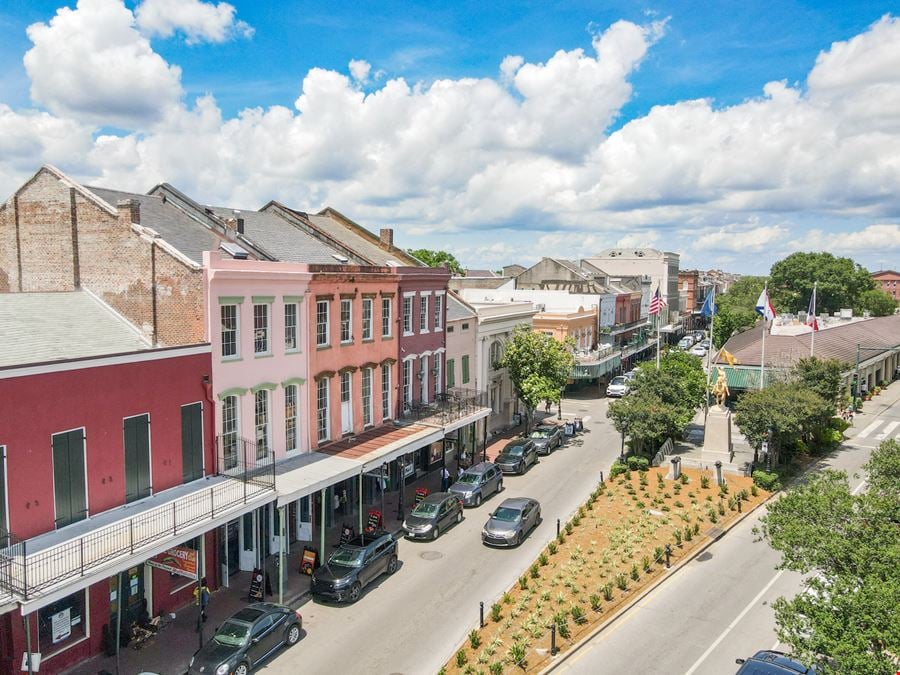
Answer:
[448, 462, 503, 507]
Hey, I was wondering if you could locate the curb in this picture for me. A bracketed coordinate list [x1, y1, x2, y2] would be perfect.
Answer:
[539, 489, 779, 674]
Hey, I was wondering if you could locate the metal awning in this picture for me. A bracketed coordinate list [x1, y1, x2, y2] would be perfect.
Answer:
[714, 366, 783, 390]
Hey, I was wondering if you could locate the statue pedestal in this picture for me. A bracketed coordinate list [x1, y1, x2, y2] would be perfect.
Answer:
[702, 406, 733, 461]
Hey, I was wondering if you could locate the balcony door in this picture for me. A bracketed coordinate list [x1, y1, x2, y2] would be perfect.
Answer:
[124, 414, 152, 503]
[52, 429, 87, 529]
[340, 372, 353, 435]
[420, 355, 429, 404]
[181, 403, 204, 483]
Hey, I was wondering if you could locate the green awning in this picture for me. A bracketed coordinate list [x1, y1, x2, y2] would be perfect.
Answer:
[714, 366, 782, 390]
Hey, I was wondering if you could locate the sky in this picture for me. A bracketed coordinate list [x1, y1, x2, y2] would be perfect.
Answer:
[1, 0, 899, 275]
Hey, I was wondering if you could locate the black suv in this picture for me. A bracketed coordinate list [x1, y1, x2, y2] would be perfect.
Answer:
[311, 531, 399, 603]
[495, 439, 538, 474]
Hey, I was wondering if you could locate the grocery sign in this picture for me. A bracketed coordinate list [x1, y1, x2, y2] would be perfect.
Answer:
[148, 546, 199, 579]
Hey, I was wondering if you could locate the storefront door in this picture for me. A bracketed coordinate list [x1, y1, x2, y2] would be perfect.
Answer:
[227, 521, 240, 576]
[111, 566, 145, 630]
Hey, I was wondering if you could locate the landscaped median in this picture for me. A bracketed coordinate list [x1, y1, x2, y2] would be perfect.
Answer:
[440, 466, 771, 674]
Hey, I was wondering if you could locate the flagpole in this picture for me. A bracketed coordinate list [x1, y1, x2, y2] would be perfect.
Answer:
[810, 281, 816, 357]
[760, 282, 767, 391]
[656, 305, 661, 369]
[704, 285, 715, 417]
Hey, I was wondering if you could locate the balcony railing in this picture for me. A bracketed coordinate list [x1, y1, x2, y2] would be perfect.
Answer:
[0, 438, 274, 602]
[398, 387, 490, 426]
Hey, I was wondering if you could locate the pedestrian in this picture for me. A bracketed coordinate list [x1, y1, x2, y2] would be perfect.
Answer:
[441, 466, 450, 491]
[333, 490, 341, 515]
[194, 577, 210, 627]
[339, 488, 348, 515]
[848, 408, 854, 426]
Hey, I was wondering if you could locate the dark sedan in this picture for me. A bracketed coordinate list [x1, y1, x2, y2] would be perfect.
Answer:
[310, 531, 399, 603]
[495, 439, 538, 474]
[402, 492, 463, 540]
[735, 650, 817, 674]
[481, 497, 541, 547]
[188, 603, 301, 675]
[529, 425, 562, 455]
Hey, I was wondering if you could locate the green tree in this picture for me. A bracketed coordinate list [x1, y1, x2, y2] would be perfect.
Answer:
[499, 325, 575, 431]
[856, 288, 897, 317]
[711, 305, 757, 349]
[406, 248, 464, 275]
[792, 357, 847, 410]
[769, 252, 874, 314]
[634, 350, 708, 414]
[606, 390, 685, 455]
[759, 440, 900, 674]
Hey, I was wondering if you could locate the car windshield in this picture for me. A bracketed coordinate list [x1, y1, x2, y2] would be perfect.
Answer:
[457, 473, 480, 485]
[492, 507, 522, 522]
[504, 446, 525, 457]
[213, 620, 250, 647]
[328, 547, 366, 567]
[412, 502, 440, 517]
[611, 377, 626, 386]
[529, 430, 549, 439]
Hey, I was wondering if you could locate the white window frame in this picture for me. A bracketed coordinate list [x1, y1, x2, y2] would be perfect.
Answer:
[433, 356, 442, 399]
[402, 293, 414, 335]
[285, 385, 299, 453]
[381, 364, 392, 420]
[284, 302, 299, 353]
[221, 304, 239, 359]
[403, 359, 413, 406]
[362, 367, 373, 427]
[419, 293, 430, 333]
[254, 389, 269, 458]
[222, 395, 239, 470]
[362, 298, 373, 341]
[340, 298, 353, 344]
[340, 371, 353, 434]
[316, 378, 330, 442]
[381, 297, 392, 337]
[253, 303, 270, 356]
[434, 292, 444, 331]
[316, 300, 330, 347]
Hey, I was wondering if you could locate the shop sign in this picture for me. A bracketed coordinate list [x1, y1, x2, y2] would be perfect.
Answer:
[403, 458, 415, 478]
[148, 545, 199, 579]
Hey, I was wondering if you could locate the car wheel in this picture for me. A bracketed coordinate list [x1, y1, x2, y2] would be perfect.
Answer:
[536, 510, 542, 528]
[497, 480, 503, 493]
[516, 532, 522, 547]
[234, 662, 250, 675]
[475, 494, 482, 507]
[456, 510, 463, 524]
[348, 582, 362, 603]
[517, 462, 524, 475]
[286, 623, 301, 646]
[432, 525, 440, 540]
[387, 555, 399, 574]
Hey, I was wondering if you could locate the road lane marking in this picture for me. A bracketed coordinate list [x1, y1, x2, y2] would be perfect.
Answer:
[875, 421, 898, 440]
[857, 420, 882, 438]
[683, 570, 785, 675]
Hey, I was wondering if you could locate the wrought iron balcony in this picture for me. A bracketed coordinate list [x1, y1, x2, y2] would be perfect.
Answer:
[0, 438, 274, 602]
[398, 387, 490, 426]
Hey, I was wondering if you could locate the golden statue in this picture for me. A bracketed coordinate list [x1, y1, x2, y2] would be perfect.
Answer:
[712, 368, 730, 407]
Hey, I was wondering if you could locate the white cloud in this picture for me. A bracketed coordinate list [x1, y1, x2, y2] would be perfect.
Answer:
[693, 224, 790, 252]
[24, 0, 183, 128]
[795, 223, 900, 252]
[135, 0, 253, 44]
[348, 59, 372, 84]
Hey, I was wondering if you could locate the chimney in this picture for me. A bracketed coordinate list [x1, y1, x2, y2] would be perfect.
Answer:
[379, 228, 394, 247]
[116, 198, 140, 225]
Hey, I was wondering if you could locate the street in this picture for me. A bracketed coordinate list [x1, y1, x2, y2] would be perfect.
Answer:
[259, 393, 619, 675]
[550, 386, 898, 675]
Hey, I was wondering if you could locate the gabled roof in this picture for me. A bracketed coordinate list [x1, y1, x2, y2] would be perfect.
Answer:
[0, 292, 150, 368]
[446, 291, 476, 322]
[872, 270, 899, 277]
[464, 268, 499, 277]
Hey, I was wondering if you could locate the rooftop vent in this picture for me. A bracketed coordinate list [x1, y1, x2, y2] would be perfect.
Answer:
[385, 260, 400, 267]
[220, 242, 249, 259]
[331, 254, 349, 263]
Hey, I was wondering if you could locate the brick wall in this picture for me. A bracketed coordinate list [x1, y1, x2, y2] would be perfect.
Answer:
[0, 167, 205, 346]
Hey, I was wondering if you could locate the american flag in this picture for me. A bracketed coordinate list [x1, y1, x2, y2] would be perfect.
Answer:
[649, 287, 667, 316]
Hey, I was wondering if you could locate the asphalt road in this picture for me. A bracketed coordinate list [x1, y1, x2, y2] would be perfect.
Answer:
[259, 393, 619, 675]
[550, 390, 895, 675]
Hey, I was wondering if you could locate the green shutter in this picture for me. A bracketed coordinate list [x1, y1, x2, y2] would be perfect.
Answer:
[53, 430, 86, 528]
[0, 447, 6, 543]
[447, 359, 455, 387]
[462, 355, 470, 384]
[181, 403, 204, 483]
[124, 415, 151, 503]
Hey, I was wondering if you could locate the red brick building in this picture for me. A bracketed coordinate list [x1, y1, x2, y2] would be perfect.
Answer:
[872, 269, 900, 301]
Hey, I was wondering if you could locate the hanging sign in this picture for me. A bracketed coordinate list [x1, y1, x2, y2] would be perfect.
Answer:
[148, 546, 199, 579]
[249, 569, 265, 600]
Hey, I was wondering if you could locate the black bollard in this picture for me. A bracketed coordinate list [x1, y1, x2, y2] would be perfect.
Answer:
[479, 601, 484, 628]
[738, 498, 742, 513]
[556, 518, 560, 536]
[665, 544, 671, 568]
[600, 470, 604, 483]
[551, 623, 557, 656]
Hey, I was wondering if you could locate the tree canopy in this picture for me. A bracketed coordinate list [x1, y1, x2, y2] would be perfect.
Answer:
[856, 288, 897, 317]
[759, 440, 900, 674]
[791, 357, 847, 410]
[769, 252, 874, 315]
[498, 325, 575, 426]
[711, 276, 766, 347]
[407, 248, 464, 275]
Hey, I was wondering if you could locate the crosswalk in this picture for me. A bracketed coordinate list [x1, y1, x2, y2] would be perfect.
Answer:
[855, 419, 900, 441]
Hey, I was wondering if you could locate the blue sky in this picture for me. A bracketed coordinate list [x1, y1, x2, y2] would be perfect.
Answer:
[1, 0, 899, 274]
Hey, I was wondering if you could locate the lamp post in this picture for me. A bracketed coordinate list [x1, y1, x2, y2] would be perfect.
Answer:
[620, 428, 626, 463]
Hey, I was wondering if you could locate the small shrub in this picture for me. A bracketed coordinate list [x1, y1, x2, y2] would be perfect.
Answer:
[674, 529, 682, 546]
[530, 563, 540, 579]
[556, 618, 570, 639]
[506, 641, 527, 667]
[700, 475, 710, 489]
[589, 593, 602, 610]
[456, 649, 468, 667]
[679, 473, 689, 485]
[548, 542, 558, 555]
[661, 505, 671, 512]
[565, 521, 574, 535]
[624, 469, 632, 481]
[630, 563, 640, 581]
[674, 500, 684, 509]
[570, 605, 587, 624]
[692, 522, 700, 535]
[752, 470, 780, 492]
[709, 511, 718, 524]
[653, 545, 664, 562]
[739, 488, 750, 502]
[728, 496, 738, 511]
[663, 492, 672, 499]
[719, 481, 729, 496]
[519, 576, 528, 590]
[751, 484, 759, 497]
[602, 582, 614, 601]
[642, 555, 651, 572]
[489, 662, 503, 675]
[557, 531, 566, 544]
[610, 461, 628, 478]
[572, 514, 582, 526]
[684, 525, 693, 542]
[635, 500, 646, 509]
[615, 573, 628, 590]
[718, 500, 726, 516]
[657, 472, 665, 486]
[539, 552, 549, 566]
[627, 456, 649, 471]
[469, 630, 482, 649]
[491, 603, 502, 622]
[503, 592, 513, 605]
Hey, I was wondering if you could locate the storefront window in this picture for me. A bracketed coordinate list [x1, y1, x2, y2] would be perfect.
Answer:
[39, 590, 86, 653]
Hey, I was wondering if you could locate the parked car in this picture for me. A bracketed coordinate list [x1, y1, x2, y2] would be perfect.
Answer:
[699, 338, 711, 349]
[692, 330, 706, 341]
[188, 603, 302, 675]
[402, 492, 463, 540]
[310, 531, 399, 603]
[481, 497, 541, 547]
[449, 462, 503, 506]
[606, 376, 630, 398]
[735, 650, 816, 674]
[623, 369, 638, 381]
[529, 425, 562, 455]
[495, 439, 538, 474]
[678, 336, 695, 350]
[690, 344, 707, 357]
